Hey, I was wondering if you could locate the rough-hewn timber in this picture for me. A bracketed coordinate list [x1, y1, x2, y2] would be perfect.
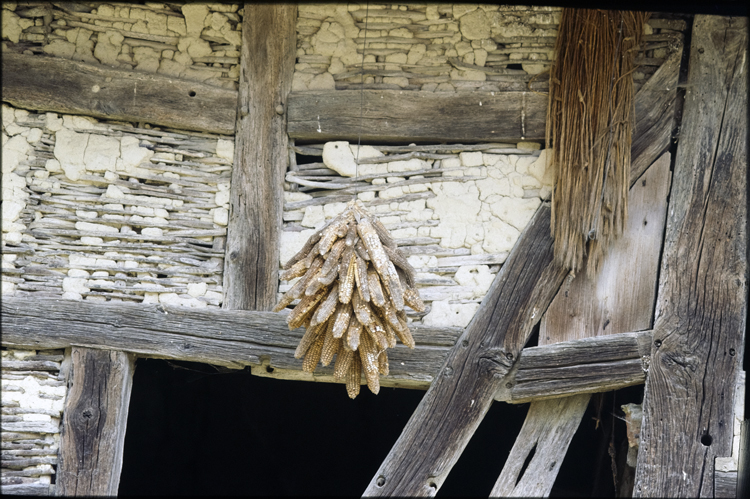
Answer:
[1, 52, 236, 135]
[55, 348, 135, 496]
[633, 15, 747, 498]
[363, 204, 569, 496]
[2, 297, 651, 397]
[286, 90, 547, 143]
[222, 4, 297, 310]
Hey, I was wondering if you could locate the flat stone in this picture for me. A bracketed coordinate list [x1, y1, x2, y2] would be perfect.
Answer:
[422, 300, 480, 328]
[54, 129, 89, 181]
[322, 141, 356, 177]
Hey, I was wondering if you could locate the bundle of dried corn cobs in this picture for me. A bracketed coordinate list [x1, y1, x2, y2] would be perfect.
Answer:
[274, 200, 425, 398]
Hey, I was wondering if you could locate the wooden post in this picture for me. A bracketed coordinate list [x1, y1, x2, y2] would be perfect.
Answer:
[55, 347, 136, 496]
[223, 3, 297, 310]
[492, 152, 672, 496]
[633, 15, 747, 497]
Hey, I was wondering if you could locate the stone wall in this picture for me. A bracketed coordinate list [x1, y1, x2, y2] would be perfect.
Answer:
[1, 348, 66, 495]
[2, 104, 232, 308]
[1, 2, 242, 90]
[282, 140, 552, 327]
[292, 4, 685, 94]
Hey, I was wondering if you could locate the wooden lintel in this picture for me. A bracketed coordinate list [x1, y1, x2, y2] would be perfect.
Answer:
[222, 3, 297, 310]
[287, 89, 547, 143]
[1, 298, 652, 402]
[0, 296, 459, 391]
[55, 347, 135, 496]
[1, 52, 236, 135]
[633, 15, 748, 498]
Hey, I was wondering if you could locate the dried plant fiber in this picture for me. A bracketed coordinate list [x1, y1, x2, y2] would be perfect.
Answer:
[547, 9, 649, 275]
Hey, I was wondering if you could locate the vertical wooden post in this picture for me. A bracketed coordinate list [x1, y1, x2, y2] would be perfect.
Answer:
[633, 15, 747, 497]
[56, 348, 136, 496]
[223, 3, 297, 310]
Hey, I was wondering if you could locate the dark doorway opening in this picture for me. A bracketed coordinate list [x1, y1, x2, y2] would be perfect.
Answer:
[118, 358, 640, 496]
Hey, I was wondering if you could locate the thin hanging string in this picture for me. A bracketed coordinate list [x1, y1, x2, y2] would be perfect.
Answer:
[353, 1, 369, 201]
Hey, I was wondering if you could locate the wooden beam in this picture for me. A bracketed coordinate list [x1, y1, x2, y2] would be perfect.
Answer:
[498, 331, 653, 404]
[55, 347, 135, 496]
[0, 296, 654, 400]
[633, 15, 747, 497]
[362, 204, 568, 496]
[0, 297, 460, 391]
[630, 44, 683, 184]
[1, 52, 236, 135]
[222, 3, 297, 310]
[287, 90, 547, 143]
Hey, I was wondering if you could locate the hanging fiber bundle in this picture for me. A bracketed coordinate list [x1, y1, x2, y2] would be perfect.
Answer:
[274, 200, 425, 398]
[547, 9, 649, 275]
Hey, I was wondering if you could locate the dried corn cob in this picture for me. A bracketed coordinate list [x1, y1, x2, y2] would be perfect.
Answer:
[274, 200, 424, 398]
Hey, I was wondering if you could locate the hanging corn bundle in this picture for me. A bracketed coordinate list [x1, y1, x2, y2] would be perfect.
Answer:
[274, 200, 425, 398]
[547, 9, 649, 276]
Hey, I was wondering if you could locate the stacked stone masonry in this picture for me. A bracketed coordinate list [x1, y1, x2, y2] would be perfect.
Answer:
[1, 348, 66, 495]
[2, 104, 232, 308]
[1, 2, 242, 90]
[281, 140, 553, 328]
[293, 3, 685, 94]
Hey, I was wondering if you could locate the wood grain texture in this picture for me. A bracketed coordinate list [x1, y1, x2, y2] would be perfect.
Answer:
[496, 153, 671, 496]
[287, 90, 547, 143]
[630, 44, 683, 184]
[222, 4, 297, 310]
[633, 15, 747, 498]
[541, 152, 672, 342]
[1, 52, 236, 134]
[0, 297, 460, 390]
[363, 205, 568, 496]
[55, 347, 135, 496]
[491, 394, 591, 496]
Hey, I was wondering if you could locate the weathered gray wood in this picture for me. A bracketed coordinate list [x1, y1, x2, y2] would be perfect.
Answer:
[287, 90, 547, 143]
[633, 15, 748, 498]
[495, 331, 652, 403]
[363, 204, 568, 496]
[541, 152, 672, 343]
[1, 483, 52, 496]
[222, 4, 297, 310]
[55, 347, 135, 496]
[714, 470, 738, 498]
[630, 45, 682, 184]
[491, 394, 591, 496]
[0, 296, 460, 390]
[495, 153, 672, 496]
[1, 52, 236, 135]
[738, 420, 749, 499]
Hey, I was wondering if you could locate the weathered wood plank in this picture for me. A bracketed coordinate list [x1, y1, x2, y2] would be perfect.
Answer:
[541, 152, 672, 342]
[0, 297, 460, 390]
[287, 90, 547, 143]
[1, 52, 236, 135]
[55, 347, 135, 496]
[363, 204, 568, 496]
[630, 45, 682, 184]
[494, 152, 672, 496]
[633, 15, 748, 498]
[491, 394, 591, 496]
[222, 4, 297, 310]
[714, 470, 738, 498]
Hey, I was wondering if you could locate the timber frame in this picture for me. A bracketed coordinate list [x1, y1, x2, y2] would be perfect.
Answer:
[2, 5, 747, 497]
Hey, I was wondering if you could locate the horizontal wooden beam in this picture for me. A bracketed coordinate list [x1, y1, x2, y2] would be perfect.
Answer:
[0, 297, 459, 391]
[496, 330, 653, 404]
[287, 89, 547, 143]
[1, 52, 237, 135]
[1, 297, 651, 398]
